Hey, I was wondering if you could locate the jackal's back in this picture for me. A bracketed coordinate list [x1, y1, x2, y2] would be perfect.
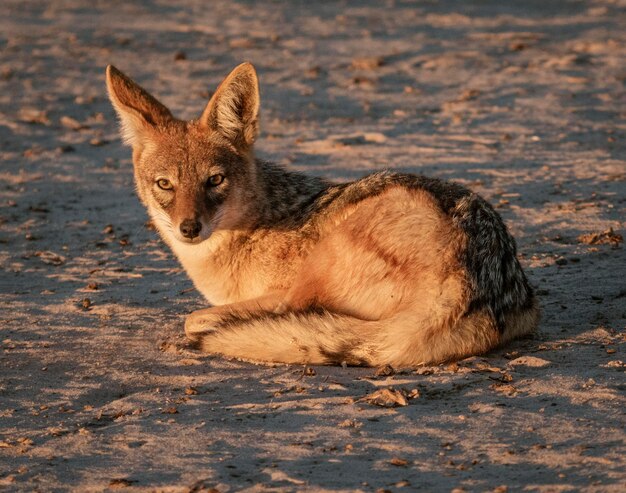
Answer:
[302, 171, 536, 335]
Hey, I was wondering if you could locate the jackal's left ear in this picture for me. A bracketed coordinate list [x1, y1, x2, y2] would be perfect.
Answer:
[200, 63, 259, 147]
[105, 65, 173, 148]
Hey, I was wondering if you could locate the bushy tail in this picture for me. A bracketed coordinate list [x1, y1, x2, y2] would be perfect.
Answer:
[193, 305, 535, 368]
[195, 308, 373, 366]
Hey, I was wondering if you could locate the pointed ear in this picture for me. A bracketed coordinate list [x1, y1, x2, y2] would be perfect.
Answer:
[200, 62, 259, 147]
[105, 65, 173, 147]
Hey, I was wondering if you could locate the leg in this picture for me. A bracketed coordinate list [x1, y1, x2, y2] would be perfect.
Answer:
[184, 291, 287, 342]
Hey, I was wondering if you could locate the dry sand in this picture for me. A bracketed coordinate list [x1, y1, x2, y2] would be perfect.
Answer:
[1, 1, 625, 491]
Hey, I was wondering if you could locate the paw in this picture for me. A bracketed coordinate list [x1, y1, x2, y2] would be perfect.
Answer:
[184, 312, 219, 342]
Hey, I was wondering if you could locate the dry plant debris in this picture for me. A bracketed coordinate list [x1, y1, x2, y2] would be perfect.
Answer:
[358, 387, 419, 407]
[577, 228, 623, 248]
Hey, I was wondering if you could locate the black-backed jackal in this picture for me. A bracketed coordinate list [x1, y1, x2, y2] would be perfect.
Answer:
[106, 62, 539, 368]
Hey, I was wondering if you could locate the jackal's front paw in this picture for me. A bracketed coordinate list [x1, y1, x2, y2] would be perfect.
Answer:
[184, 311, 220, 343]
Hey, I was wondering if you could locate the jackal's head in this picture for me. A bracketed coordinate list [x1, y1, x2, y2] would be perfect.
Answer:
[106, 63, 260, 245]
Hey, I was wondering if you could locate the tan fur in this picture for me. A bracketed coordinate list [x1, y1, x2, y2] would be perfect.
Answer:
[194, 187, 514, 367]
[106, 63, 540, 368]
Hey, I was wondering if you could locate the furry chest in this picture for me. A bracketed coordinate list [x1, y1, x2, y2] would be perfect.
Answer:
[168, 232, 272, 306]
[167, 234, 231, 305]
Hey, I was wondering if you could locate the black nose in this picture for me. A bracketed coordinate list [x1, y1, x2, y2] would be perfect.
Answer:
[180, 219, 202, 239]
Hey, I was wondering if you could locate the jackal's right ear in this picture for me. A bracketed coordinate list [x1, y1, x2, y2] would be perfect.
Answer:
[105, 65, 173, 147]
[200, 62, 259, 148]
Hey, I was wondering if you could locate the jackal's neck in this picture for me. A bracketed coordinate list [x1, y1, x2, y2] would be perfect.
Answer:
[251, 160, 329, 226]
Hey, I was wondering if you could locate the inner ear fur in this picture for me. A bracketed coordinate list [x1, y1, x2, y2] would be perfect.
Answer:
[200, 62, 259, 147]
[105, 65, 173, 147]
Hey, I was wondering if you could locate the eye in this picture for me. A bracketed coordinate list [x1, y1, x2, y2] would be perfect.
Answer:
[156, 178, 173, 190]
[207, 174, 224, 187]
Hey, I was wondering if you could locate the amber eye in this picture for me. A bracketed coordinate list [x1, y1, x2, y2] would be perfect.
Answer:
[156, 178, 173, 190]
[207, 174, 224, 187]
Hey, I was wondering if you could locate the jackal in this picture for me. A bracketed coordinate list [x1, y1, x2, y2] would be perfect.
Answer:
[106, 62, 539, 368]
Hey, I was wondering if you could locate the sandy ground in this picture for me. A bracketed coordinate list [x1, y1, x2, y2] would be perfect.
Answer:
[1, 1, 625, 491]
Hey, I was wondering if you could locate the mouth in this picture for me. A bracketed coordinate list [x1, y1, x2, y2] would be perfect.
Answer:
[175, 233, 210, 245]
